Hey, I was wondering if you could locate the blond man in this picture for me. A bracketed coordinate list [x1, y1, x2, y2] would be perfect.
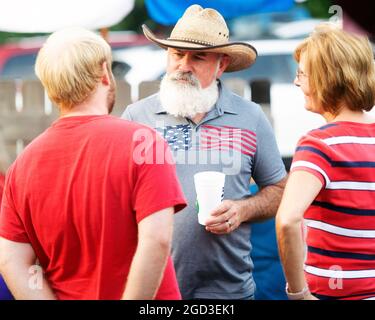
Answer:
[0, 27, 186, 300]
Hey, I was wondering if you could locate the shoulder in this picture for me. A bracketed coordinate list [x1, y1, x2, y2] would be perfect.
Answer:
[125, 93, 160, 116]
[223, 87, 263, 114]
[219, 86, 265, 129]
[298, 123, 343, 148]
[308, 123, 340, 138]
[76, 115, 150, 133]
[294, 125, 339, 164]
[101, 115, 159, 138]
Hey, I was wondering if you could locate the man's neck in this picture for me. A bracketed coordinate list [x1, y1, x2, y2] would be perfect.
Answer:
[323, 108, 375, 124]
[59, 87, 109, 118]
[190, 113, 207, 125]
[60, 108, 108, 118]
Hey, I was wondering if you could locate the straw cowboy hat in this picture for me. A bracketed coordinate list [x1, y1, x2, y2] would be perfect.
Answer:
[142, 4, 257, 72]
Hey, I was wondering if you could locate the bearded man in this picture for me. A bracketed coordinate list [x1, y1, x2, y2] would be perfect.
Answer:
[122, 5, 287, 300]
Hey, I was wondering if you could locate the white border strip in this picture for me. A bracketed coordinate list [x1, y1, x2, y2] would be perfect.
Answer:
[305, 219, 375, 238]
[322, 136, 375, 146]
[291, 161, 330, 186]
[305, 265, 375, 279]
[327, 181, 375, 191]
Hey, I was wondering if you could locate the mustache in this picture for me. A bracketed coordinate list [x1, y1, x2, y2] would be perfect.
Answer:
[168, 71, 200, 87]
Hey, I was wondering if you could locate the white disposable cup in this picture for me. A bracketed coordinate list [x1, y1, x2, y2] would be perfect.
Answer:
[194, 171, 225, 225]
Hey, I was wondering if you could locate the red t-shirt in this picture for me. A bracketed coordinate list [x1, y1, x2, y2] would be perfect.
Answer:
[0, 115, 187, 300]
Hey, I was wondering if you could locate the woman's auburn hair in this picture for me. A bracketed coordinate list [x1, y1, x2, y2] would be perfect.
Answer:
[294, 23, 375, 114]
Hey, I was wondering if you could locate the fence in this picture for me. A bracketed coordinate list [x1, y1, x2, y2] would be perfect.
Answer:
[0, 78, 271, 171]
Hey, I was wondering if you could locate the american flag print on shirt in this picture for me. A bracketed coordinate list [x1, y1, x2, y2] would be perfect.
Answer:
[158, 124, 193, 151]
[157, 124, 257, 156]
[200, 125, 256, 156]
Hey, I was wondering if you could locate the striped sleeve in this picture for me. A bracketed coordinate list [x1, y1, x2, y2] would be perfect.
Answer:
[291, 134, 331, 187]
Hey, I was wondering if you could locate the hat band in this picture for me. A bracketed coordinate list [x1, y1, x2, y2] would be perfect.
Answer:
[167, 37, 219, 47]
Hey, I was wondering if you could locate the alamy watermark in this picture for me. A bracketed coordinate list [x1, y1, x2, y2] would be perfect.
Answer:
[28, 264, 43, 290]
[328, 265, 344, 290]
[329, 5, 343, 28]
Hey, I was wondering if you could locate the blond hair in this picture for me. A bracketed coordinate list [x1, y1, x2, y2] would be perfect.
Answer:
[294, 23, 375, 114]
[35, 27, 112, 110]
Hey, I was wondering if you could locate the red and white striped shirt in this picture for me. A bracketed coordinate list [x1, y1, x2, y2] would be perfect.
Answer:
[291, 121, 375, 300]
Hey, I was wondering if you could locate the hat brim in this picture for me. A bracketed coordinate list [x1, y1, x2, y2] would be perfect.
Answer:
[142, 25, 257, 72]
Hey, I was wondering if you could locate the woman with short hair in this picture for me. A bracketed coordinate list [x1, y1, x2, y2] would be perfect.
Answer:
[276, 24, 375, 300]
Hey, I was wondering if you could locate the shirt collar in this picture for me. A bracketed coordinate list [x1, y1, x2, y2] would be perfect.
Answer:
[215, 80, 238, 115]
[155, 80, 238, 115]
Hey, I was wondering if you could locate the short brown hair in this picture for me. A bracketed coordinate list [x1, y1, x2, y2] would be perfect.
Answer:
[35, 27, 112, 110]
[294, 23, 375, 114]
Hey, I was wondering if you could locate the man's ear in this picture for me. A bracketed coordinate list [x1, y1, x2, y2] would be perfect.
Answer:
[101, 61, 110, 85]
[216, 55, 231, 78]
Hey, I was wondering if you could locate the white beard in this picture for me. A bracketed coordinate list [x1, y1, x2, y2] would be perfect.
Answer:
[159, 71, 219, 118]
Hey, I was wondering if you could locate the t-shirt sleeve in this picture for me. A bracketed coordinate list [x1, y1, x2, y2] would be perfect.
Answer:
[252, 106, 287, 187]
[131, 128, 187, 223]
[290, 133, 331, 187]
[0, 173, 5, 204]
[0, 169, 29, 243]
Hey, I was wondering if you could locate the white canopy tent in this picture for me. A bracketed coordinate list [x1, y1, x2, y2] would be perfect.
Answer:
[0, 0, 134, 33]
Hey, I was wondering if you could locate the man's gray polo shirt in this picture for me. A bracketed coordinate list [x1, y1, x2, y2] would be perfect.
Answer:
[122, 82, 286, 299]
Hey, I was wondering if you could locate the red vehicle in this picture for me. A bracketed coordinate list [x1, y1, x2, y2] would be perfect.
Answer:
[0, 32, 149, 79]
